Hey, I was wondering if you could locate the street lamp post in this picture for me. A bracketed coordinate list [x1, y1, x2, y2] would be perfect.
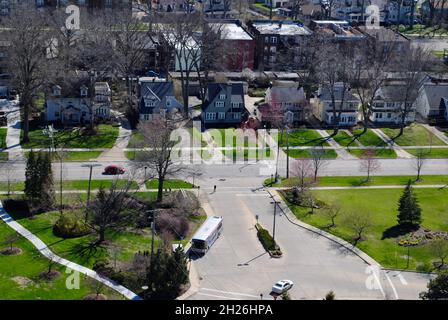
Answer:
[270, 200, 280, 242]
[286, 126, 290, 179]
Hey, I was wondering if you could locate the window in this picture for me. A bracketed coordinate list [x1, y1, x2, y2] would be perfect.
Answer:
[271, 37, 277, 43]
[269, 56, 276, 63]
[386, 102, 394, 108]
[215, 101, 224, 108]
[387, 113, 392, 118]
[376, 113, 383, 119]
[270, 46, 276, 53]
[231, 102, 240, 108]
[218, 112, 225, 120]
[264, 46, 268, 52]
[264, 36, 269, 43]
[145, 100, 155, 107]
[219, 94, 226, 100]
[205, 112, 216, 120]
[105, 0, 112, 6]
[166, 99, 171, 107]
[233, 113, 240, 120]
[143, 114, 151, 121]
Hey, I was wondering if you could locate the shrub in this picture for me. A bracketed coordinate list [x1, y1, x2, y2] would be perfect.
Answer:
[3, 199, 30, 218]
[256, 223, 280, 254]
[53, 214, 90, 238]
[156, 211, 189, 239]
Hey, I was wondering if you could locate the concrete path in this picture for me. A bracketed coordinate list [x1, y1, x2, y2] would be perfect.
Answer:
[371, 128, 413, 159]
[0, 200, 141, 300]
[5, 100, 24, 161]
[97, 113, 132, 162]
[316, 129, 357, 160]
[422, 124, 448, 145]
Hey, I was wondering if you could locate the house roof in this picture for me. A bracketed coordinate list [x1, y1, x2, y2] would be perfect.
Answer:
[422, 83, 448, 108]
[267, 81, 305, 102]
[209, 23, 253, 41]
[357, 26, 410, 43]
[140, 81, 174, 100]
[203, 83, 244, 110]
[318, 84, 359, 102]
[249, 20, 312, 36]
[376, 84, 418, 101]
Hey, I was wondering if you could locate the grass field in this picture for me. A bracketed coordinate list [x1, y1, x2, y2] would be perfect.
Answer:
[285, 149, 337, 159]
[0, 180, 139, 192]
[267, 175, 448, 188]
[22, 124, 119, 149]
[326, 130, 354, 147]
[24, 151, 102, 162]
[353, 129, 387, 147]
[0, 128, 6, 149]
[146, 179, 194, 189]
[406, 148, 448, 158]
[283, 188, 448, 270]
[381, 124, 446, 146]
[279, 129, 329, 147]
[348, 148, 397, 159]
[0, 219, 124, 300]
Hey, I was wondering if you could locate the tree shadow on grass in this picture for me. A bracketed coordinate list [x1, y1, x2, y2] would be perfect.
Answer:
[381, 224, 418, 240]
[64, 240, 107, 265]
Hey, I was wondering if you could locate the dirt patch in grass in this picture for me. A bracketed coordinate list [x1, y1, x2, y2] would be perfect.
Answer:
[39, 270, 61, 281]
[11, 276, 33, 288]
[1, 247, 22, 255]
[83, 293, 108, 300]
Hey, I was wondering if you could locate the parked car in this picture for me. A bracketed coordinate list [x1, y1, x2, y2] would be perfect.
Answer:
[103, 165, 125, 175]
[271, 280, 294, 294]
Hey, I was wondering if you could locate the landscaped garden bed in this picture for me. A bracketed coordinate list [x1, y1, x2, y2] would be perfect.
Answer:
[255, 223, 282, 258]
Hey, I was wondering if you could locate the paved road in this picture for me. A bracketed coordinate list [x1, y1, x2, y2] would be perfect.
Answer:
[188, 178, 433, 300]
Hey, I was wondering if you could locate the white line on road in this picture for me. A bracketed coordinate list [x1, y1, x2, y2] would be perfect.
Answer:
[201, 288, 261, 298]
[384, 272, 400, 300]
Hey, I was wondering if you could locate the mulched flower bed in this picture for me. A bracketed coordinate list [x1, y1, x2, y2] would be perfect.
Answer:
[398, 228, 448, 247]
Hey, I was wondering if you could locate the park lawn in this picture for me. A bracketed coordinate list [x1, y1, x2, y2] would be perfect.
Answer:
[0, 152, 7, 161]
[0, 128, 6, 149]
[279, 129, 329, 147]
[127, 131, 144, 148]
[22, 124, 119, 149]
[353, 129, 387, 147]
[0, 180, 139, 192]
[285, 149, 337, 159]
[268, 175, 448, 188]
[146, 179, 194, 190]
[11, 209, 157, 270]
[381, 124, 446, 146]
[24, 151, 102, 161]
[326, 130, 355, 147]
[406, 148, 448, 158]
[283, 188, 448, 270]
[223, 147, 273, 160]
[348, 148, 397, 159]
[0, 220, 124, 300]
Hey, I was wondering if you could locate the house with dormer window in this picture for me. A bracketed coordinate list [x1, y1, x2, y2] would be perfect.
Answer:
[201, 83, 246, 128]
[45, 81, 111, 124]
[138, 79, 182, 121]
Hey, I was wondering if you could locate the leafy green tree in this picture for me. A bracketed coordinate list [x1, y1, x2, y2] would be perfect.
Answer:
[324, 290, 336, 300]
[420, 272, 448, 300]
[397, 181, 422, 228]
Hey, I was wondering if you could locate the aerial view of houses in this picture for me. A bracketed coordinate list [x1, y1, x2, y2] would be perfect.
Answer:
[0, 0, 448, 312]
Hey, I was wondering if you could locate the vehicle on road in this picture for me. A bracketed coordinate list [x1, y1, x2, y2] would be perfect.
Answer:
[103, 165, 125, 175]
[271, 280, 294, 294]
[190, 216, 223, 254]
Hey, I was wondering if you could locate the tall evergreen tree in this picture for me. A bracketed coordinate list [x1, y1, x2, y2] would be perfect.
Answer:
[39, 152, 55, 209]
[24, 150, 39, 202]
[397, 181, 422, 228]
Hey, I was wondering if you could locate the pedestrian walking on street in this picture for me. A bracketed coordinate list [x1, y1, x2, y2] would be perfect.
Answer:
[214, 185, 216, 193]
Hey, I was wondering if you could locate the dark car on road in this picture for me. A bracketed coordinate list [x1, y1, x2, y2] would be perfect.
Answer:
[103, 165, 125, 175]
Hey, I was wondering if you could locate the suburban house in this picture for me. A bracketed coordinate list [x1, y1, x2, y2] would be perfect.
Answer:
[258, 80, 308, 125]
[150, 0, 193, 12]
[414, 82, 448, 121]
[309, 20, 366, 42]
[201, 83, 246, 128]
[440, 98, 448, 122]
[246, 20, 312, 70]
[209, 21, 255, 72]
[384, 0, 417, 24]
[45, 81, 112, 124]
[138, 78, 182, 121]
[313, 83, 360, 126]
[370, 83, 417, 124]
[264, 0, 290, 8]
[357, 26, 411, 54]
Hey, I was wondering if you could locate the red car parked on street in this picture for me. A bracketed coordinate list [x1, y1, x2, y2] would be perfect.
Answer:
[103, 165, 125, 175]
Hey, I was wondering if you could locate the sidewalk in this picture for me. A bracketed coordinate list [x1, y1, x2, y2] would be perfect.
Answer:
[316, 129, 357, 160]
[97, 113, 132, 161]
[371, 128, 413, 159]
[422, 124, 448, 145]
[0, 200, 141, 300]
[5, 101, 24, 161]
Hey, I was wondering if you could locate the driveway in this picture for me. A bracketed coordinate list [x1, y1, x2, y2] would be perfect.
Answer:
[188, 177, 432, 300]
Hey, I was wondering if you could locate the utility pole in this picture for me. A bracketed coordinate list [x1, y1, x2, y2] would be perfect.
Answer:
[286, 126, 290, 179]
[81, 162, 101, 220]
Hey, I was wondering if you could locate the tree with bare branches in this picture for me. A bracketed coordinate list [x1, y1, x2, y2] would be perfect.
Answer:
[309, 147, 328, 181]
[322, 203, 342, 228]
[413, 149, 428, 182]
[359, 149, 381, 182]
[134, 118, 184, 202]
[343, 211, 373, 245]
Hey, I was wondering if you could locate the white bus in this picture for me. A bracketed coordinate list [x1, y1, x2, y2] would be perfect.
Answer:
[190, 216, 223, 254]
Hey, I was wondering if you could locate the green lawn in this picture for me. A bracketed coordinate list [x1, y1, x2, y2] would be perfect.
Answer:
[146, 179, 194, 189]
[268, 175, 448, 188]
[279, 129, 329, 147]
[283, 188, 448, 270]
[353, 129, 387, 147]
[381, 124, 446, 146]
[0, 180, 139, 192]
[285, 149, 337, 159]
[326, 130, 355, 147]
[127, 131, 144, 148]
[348, 148, 397, 159]
[0, 220, 124, 300]
[22, 124, 119, 149]
[25, 151, 102, 162]
[0, 128, 6, 149]
[406, 148, 448, 158]
[223, 147, 273, 160]
[0, 152, 7, 161]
